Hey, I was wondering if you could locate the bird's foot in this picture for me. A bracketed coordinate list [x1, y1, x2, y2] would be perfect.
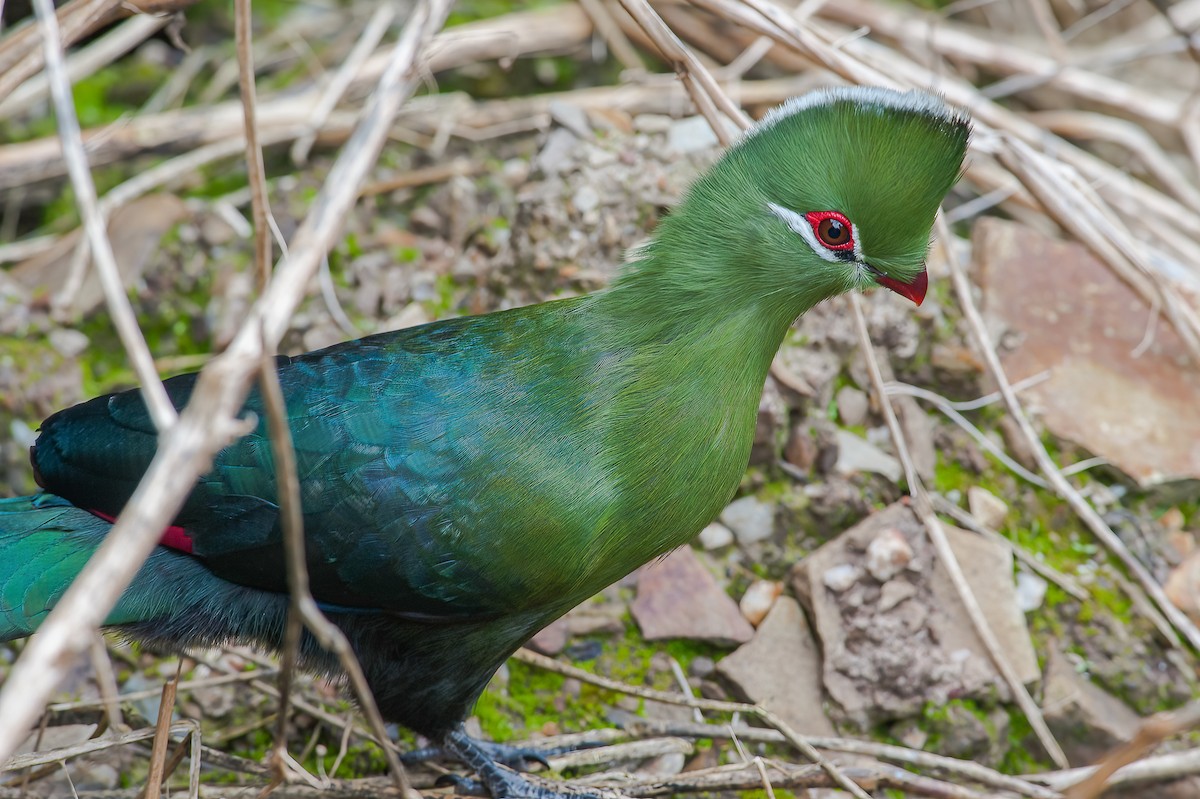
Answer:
[437, 726, 610, 799]
[405, 729, 604, 772]
[404, 739, 554, 771]
[434, 771, 607, 799]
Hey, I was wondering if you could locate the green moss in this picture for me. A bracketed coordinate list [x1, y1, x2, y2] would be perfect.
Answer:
[423, 273, 460, 318]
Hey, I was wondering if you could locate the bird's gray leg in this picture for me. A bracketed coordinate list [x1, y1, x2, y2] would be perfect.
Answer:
[403, 728, 604, 771]
[437, 725, 606, 799]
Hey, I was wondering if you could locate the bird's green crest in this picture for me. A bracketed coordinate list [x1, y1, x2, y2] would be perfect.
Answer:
[623, 86, 970, 319]
[736, 87, 969, 278]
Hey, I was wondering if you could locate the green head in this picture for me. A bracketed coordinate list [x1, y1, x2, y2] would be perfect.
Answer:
[640, 87, 970, 314]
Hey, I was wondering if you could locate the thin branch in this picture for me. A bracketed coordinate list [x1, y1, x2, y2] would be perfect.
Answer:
[514, 649, 870, 798]
[236, 0, 273, 294]
[930, 495, 1090, 602]
[619, 718, 1062, 799]
[580, 0, 644, 71]
[885, 382, 1049, 487]
[616, 0, 750, 143]
[88, 635, 125, 735]
[141, 669, 180, 799]
[291, 5, 396, 166]
[848, 292, 1069, 770]
[256, 348, 412, 796]
[0, 13, 170, 119]
[2, 722, 198, 772]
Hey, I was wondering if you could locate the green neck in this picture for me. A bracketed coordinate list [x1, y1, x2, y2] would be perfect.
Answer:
[592, 229, 814, 367]
[569, 241, 814, 581]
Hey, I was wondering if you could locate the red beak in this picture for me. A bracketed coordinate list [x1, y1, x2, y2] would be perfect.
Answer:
[874, 268, 928, 306]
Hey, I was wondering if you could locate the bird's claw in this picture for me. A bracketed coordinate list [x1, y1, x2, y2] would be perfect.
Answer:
[434, 773, 489, 795]
[439, 726, 612, 799]
[484, 744, 552, 771]
[405, 741, 552, 772]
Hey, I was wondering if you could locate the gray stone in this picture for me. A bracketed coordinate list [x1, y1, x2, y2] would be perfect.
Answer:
[667, 116, 720, 154]
[529, 604, 625, 655]
[1014, 571, 1048, 612]
[791, 503, 1039, 727]
[697, 521, 734, 550]
[719, 495, 775, 545]
[15, 723, 96, 754]
[879, 580, 917, 611]
[535, 128, 579, 175]
[637, 751, 687, 777]
[48, 328, 89, 358]
[572, 184, 600, 214]
[716, 597, 835, 736]
[548, 100, 593, 139]
[633, 113, 673, 134]
[924, 703, 1011, 766]
[1042, 648, 1141, 767]
[836, 386, 869, 427]
[689, 656, 716, 678]
[968, 486, 1009, 530]
[833, 429, 902, 482]
[631, 546, 753, 646]
[822, 563, 861, 592]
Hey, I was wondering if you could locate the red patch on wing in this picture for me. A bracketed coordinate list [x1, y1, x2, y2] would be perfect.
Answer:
[87, 509, 194, 554]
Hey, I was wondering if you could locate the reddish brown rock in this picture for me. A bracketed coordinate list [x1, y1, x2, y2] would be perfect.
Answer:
[975, 217, 1200, 485]
[631, 546, 753, 646]
[716, 596, 835, 736]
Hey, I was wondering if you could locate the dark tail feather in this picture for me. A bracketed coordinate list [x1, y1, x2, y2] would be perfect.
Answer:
[0, 494, 289, 652]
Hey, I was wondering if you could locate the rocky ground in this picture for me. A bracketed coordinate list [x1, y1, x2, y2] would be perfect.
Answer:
[3, 104, 1199, 797]
[3, 0, 1200, 793]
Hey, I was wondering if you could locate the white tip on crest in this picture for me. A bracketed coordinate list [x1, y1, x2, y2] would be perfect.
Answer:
[744, 86, 968, 142]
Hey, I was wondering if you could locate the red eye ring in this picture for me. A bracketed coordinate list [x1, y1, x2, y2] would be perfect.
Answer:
[804, 211, 855, 251]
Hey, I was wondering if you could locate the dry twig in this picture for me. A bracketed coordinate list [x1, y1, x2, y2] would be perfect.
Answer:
[847, 292, 1069, 769]
[142, 670, 180, 799]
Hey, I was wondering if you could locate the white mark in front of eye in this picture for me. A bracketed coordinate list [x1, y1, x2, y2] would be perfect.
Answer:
[767, 202, 840, 264]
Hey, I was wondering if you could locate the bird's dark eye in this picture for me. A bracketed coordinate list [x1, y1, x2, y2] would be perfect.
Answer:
[803, 211, 856, 252]
[818, 218, 848, 246]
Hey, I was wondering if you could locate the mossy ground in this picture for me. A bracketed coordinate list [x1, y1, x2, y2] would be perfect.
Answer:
[3, 0, 1199, 792]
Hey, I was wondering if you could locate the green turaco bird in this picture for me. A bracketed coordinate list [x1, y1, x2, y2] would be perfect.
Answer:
[0, 86, 968, 797]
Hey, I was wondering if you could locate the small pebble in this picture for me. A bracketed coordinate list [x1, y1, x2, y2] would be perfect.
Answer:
[739, 580, 782, 627]
[878, 580, 917, 611]
[823, 563, 860, 592]
[667, 116, 720, 154]
[1015, 571, 1048, 612]
[48, 328, 89, 358]
[572, 185, 600, 214]
[968, 486, 1008, 530]
[719, 496, 774, 544]
[697, 522, 734, 550]
[633, 113, 673, 134]
[638, 751, 686, 777]
[835, 386, 869, 427]
[866, 528, 913, 582]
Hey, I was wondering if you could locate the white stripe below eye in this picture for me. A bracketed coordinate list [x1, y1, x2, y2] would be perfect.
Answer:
[767, 202, 865, 264]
